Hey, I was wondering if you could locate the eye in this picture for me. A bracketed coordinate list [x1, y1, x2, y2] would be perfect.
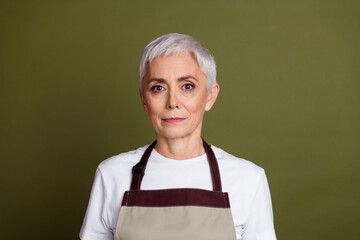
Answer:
[151, 85, 165, 92]
[182, 83, 195, 90]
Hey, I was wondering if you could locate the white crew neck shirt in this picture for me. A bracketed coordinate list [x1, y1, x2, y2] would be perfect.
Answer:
[80, 144, 277, 240]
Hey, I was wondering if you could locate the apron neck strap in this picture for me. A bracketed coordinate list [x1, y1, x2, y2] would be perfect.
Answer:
[130, 139, 223, 192]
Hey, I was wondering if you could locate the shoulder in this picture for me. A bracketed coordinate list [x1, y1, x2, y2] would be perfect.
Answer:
[97, 144, 149, 178]
[210, 144, 266, 195]
[210, 145, 271, 221]
[211, 145, 264, 177]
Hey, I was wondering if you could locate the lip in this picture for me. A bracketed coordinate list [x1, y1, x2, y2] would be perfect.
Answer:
[162, 117, 187, 123]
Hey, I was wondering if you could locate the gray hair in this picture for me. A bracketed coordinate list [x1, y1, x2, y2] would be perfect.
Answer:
[139, 33, 216, 92]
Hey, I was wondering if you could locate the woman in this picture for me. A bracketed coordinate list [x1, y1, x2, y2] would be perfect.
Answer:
[80, 33, 277, 240]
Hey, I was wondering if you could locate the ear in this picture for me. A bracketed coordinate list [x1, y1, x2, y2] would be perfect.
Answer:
[205, 83, 220, 111]
[139, 88, 149, 114]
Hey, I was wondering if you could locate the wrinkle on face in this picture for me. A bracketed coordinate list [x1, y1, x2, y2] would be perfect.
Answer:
[140, 52, 214, 141]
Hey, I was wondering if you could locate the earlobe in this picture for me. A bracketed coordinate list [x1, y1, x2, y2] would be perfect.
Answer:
[205, 83, 220, 111]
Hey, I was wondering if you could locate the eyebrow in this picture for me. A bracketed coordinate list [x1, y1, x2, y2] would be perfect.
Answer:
[178, 75, 198, 82]
[148, 78, 166, 84]
[147, 75, 198, 85]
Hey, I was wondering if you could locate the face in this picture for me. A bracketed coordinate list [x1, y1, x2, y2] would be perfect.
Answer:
[140, 52, 219, 141]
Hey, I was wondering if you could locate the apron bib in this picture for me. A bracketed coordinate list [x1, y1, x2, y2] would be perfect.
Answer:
[115, 139, 237, 240]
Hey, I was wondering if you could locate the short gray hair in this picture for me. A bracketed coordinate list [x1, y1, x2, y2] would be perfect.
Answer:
[139, 33, 216, 92]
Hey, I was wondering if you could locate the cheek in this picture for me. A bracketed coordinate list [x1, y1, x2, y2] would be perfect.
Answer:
[186, 93, 208, 114]
[148, 106, 159, 118]
[147, 104, 164, 125]
[144, 96, 162, 115]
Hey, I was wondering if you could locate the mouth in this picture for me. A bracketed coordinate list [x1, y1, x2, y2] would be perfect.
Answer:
[161, 117, 187, 123]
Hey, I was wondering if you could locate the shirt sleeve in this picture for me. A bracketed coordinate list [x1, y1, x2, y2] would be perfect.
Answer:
[242, 169, 277, 240]
[80, 167, 113, 240]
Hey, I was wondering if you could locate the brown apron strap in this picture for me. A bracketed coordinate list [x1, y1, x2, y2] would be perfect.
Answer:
[202, 139, 222, 192]
[130, 139, 222, 192]
[130, 140, 157, 190]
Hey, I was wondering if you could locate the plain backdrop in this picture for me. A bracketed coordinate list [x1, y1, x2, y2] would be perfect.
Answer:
[0, 0, 359, 239]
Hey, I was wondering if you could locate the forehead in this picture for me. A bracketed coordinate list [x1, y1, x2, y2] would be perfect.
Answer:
[147, 52, 203, 77]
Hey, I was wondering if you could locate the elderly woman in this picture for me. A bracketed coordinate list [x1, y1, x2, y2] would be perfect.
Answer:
[80, 33, 276, 240]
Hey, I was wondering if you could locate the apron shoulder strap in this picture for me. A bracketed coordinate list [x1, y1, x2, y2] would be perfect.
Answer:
[130, 139, 222, 192]
[130, 140, 157, 190]
[202, 139, 222, 192]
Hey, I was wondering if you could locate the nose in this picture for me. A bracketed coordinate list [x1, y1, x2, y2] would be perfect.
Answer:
[167, 89, 179, 109]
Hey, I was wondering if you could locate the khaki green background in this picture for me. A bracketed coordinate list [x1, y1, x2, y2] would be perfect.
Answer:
[1, 0, 359, 239]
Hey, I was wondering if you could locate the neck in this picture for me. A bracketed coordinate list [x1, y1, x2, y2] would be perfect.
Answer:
[154, 134, 205, 160]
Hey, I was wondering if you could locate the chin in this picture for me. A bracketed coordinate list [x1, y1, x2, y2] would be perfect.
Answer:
[158, 129, 194, 140]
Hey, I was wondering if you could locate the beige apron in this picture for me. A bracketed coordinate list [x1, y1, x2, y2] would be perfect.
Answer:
[115, 139, 237, 240]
